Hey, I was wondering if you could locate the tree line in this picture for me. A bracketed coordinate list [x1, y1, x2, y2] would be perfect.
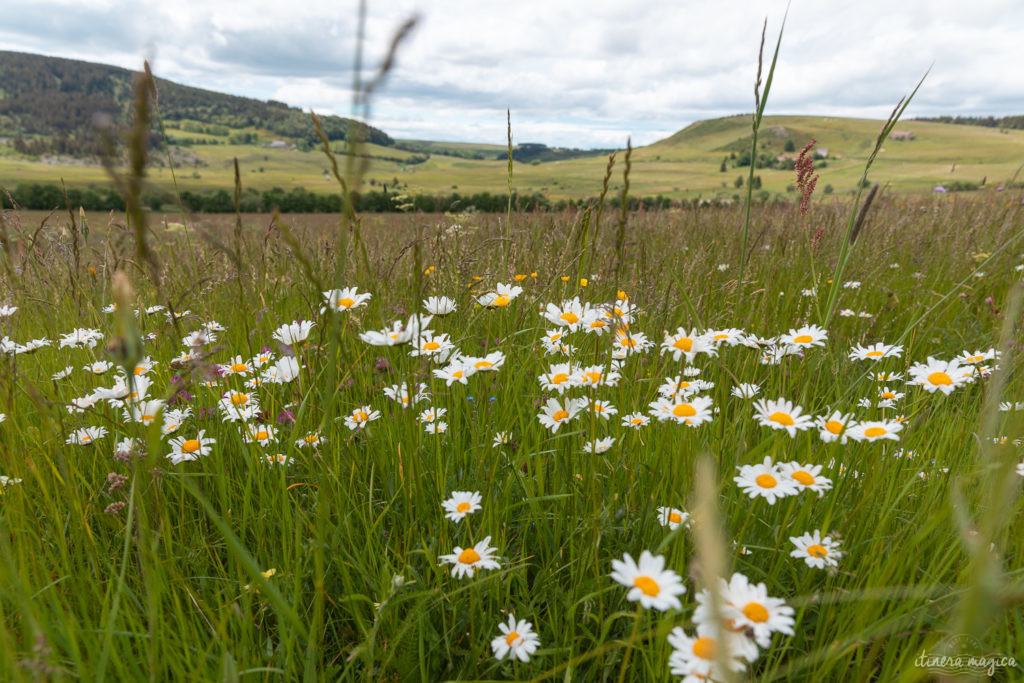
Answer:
[2, 182, 675, 214]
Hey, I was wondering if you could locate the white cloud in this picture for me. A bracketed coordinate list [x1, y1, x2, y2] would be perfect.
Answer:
[1, 0, 1022, 147]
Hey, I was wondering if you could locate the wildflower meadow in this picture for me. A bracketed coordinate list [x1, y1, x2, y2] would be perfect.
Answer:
[1, 181, 1023, 680]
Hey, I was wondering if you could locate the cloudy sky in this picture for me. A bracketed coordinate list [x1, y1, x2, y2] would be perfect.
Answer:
[2, 0, 1022, 148]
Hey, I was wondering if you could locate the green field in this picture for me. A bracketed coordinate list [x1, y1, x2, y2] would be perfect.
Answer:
[3, 114, 1023, 202]
[0, 188, 1023, 678]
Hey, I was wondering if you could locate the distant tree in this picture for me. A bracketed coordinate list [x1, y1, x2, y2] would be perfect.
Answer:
[719, 158, 727, 173]
[734, 176, 744, 188]
[784, 139, 795, 152]
[753, 175, 762, 190]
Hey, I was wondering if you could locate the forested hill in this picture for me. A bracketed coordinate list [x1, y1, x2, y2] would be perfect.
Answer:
[0, 50, 392, 156]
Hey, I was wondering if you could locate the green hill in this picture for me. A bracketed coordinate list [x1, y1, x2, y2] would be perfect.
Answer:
[2, 51, 1024, 207]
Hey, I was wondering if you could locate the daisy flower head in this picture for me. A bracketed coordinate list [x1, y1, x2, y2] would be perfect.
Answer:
[612, 329, 652, 357]
[161, 407, 191, 435]
[491, 615, 541, 663]
[583, 436, 615, 453]
[849, 342, 903, 361]
[610, 550, 686, 611]
[538, 362, 580, 393]
[658, 376, 714, 399]
[0, 305, 17, 317]
[243, 423, 277, 446]
[423, 295, 456, 316]
[652, 395, 714, 427]
[817, 410, 855, 444]
[167, 430, 215, 464]
[264, 454, 294, 466]
[442, 491, 482, 522]
[908, 357, 966, 395]
[123, 399, 165, 426]
[587, 398, 618, 420]
[657, 507, 690, 530]
[580, 308, 613, 335]
[52, 366, 74, 380]
[85, 360, 114, 375]
[321, 286, 371, 313]
[731, 383, 761, 399]
[264, 356, 301, 384]
[344, 405, 381, 430]
[621, 412, 650, 429]
[542, 297, 589, 330]
[409, 330, 455, 359]
[465, 351, 505, 372]
[577, 364, 620, 387]
[706, 327, 746, 346]
[779, 461, 833, 494]
[780, 324, 828, 351]
[696, 573, 795, 648]
[735, 457, 799, 504]
[59, 327, 103, 349]
[219, 391, 260, 422]
[182, 329, 216, 347]
[66, 426, 108, 445]
[667, 625, 750, 681]
[493, 431, 514, 447]
[477, 282, 523, 308]
[846, 419, 903, 442]
[789, 529, 842, 569]
[219, 355, 251, 376]
[418, 406, 447, 424]
[958, 348, 998, 365]
[295, 431, 326, 449]
[752, 397, 814, 437]
[439, 536, 500, 579]
[661, 327, 717, 363]
[383, 382, 429, 409]
[433, 361, 477, 386]
[273, 320, 315, 347]
[537, 397, 587, 433]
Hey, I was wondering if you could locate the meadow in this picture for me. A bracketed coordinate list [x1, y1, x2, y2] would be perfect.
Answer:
[0, 180, 1023, 680]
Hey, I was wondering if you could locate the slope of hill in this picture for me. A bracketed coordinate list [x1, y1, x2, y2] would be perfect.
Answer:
[0, 50, 392, 156]
[2, 51, 1024, 206]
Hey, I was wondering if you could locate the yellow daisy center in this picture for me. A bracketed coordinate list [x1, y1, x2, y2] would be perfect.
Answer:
[769, 411, 795, 426]
[669, 512, 683, 524]
[673, 337, 694, 352]
[742, 602, 770, 623]
[475, 360, 493, 369]
[452, 370, 464, 379]
[305, 435, 320, 443]
[927, 371, 952, 385]
[560, 312, 579, 324]
[492, 295, 510, 307]
[552, 409, 569, 422]
[231, 363, 247, 372]
[590, 320, 606, 329]
[865, 350, 884, 357]
[714, 333, 729, 340]
[755, 473, 777, 488]
[456, 502, 471, 513]
[337, 297, 355, 308]
[673, 404, 696, 418]
[633, 576, 660, 596]
[585, 372, 602, 384]
[423, 341, 440, 351]
[231, 394, 249, 405]
[825, 420, 844, 434]
[692, 636, 717, 660]
[793, 334, 813, 344]
[552, 372, 569, 384]
[505, 631, 520, 646]
[354, 411, 369, 422]
[807, 544, 828, 558]
[141, 414, 155, 423]
[619, 337, 637, 347]
[255, 431, 269, 440]
[791, 470, 815, 486]
[631, 418, 644, 425]
[881, 391, 896, 399]
[182, 439, 200, 453]
[133, 366, 146, 375]
[457, 548, 480, 564]
[864, 426, 886, 438]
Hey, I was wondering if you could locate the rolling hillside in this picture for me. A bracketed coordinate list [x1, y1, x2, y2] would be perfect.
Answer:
[2, 52, 1023, 206]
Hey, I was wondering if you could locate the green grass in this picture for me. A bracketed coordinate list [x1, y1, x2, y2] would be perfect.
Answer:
[3, 114, 1023, 202]
[0, 189, 1022, 679]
